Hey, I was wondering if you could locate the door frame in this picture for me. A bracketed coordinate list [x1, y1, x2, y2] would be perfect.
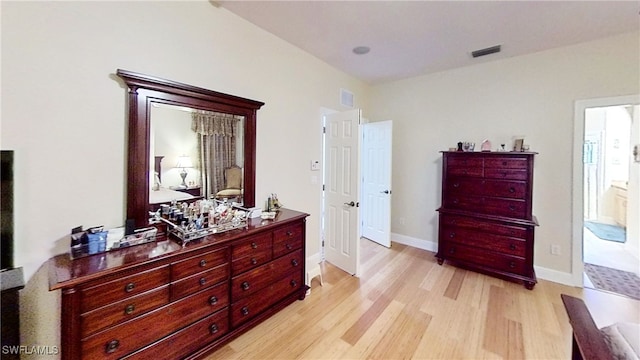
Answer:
[572, 94, 640, 286]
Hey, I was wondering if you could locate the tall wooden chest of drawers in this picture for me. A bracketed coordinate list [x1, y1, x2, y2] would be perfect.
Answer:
[436, 152, 538, 289]
[49, 209, 308, 359]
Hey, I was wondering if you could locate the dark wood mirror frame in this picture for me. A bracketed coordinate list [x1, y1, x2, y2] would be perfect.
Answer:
[116, 69, 264, 228]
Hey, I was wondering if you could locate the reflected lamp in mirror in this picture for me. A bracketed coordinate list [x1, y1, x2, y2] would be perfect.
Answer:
[175, 155, 193, 188]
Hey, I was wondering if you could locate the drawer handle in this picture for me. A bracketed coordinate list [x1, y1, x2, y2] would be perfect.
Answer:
[241, 281, 250, 291]
[286, 243, 293, 250]
[105, 339, 120, 354]
[210, 324, 219, 334]
[509, 244, 516, 251]
[209, 296, 218, 306]
[449, 232, 455, 238]
[501, 172, 507, 177]
[251, 258, 257, 265]
[290, 280, 297, 287]
[452, 199, 459, 204]
[124, 304, 135, 315]
[286, 231, 293, 237]
[509, 205, 516, 211]
[124, 282, 135, 293]
[449, 219, 456, 225]
[502, 161, 507, 166]
[453, 183, 460, 188]
[251, 242, 258, 249]
[241, 306, 249, 316]
[199, 259, 207, 267]
[509, 262, 516, 269]
[448, 247, 455, 254]
[291, 259, 299, 267]
[200, 277, 207, 286]
[509, 187, 515, 193]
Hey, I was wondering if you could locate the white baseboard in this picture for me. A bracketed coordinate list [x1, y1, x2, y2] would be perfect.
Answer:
[391, 232, 438, 252]
[391, 232, 579, 287]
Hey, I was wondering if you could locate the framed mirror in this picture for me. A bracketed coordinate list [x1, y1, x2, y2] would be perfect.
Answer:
[117, 69, 264, 228]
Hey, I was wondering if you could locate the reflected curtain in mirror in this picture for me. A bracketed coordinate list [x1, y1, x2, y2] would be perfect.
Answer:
[191, 110, 244, 201]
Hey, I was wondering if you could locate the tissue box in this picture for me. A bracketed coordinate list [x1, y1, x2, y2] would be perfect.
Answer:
[248, 207, 262, 218]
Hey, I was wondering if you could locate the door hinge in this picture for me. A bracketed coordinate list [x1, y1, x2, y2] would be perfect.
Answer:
[323, 126, 326, 134]
[322, 240, 325, 247]
[322, 184, 325, 191]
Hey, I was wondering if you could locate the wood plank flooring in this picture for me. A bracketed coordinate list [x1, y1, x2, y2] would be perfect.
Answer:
[205, 239, 640, 359]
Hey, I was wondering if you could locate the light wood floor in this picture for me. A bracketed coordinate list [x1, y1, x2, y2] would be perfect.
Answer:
[206, 239, 640, 359]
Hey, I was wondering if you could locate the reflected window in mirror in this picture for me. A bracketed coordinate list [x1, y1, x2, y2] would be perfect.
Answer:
[149, 104, 247, 206]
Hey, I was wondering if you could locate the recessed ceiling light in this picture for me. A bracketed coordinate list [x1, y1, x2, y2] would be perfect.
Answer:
[352, 46, 370, 55]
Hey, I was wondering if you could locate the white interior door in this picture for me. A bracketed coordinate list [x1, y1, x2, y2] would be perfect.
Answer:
[324, 109, 360, 275]
[361, 120, 392, 247]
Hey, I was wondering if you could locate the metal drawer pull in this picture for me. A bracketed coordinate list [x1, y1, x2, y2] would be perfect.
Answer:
[124, 282, 135, 293]
[251, 242, 257, 249]
[449, 232, 455, 238]
[453, 183, 460, 188]
[291, 259, 299, 267]
[241, 307, 249, 316]
[251, 258, 257, 265]
[509, 205, 516, 211]
[200, 277, 207, 286]
[290, 280, 297, 287]
[286, 231, 293, 237]
[241, 281, 250, 291]
[448, 247, 455, 254]
[105, 340, 119, 354]
[286, 243, 293, 250]
[502, 161, 507, 166]
[199, 259, 207, 267]
[209, 296, 218, 305]
[509, 244, 516, 251]
[124, 304, 135, 315]
[210, 324, 219, 334]
[509, 262, 516, 269]
[509, 187, 515, 193]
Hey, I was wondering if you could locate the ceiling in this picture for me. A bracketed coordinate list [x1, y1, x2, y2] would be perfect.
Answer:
[219, 1, 640, 85]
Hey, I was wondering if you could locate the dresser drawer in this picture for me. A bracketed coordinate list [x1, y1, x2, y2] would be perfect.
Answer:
[230, 271, 303, 328]
[440, 226, 526, 257]
[171, 247, 229, 281]
[122, 308, 229, 360]
[482, 197, 527, 218]
[81, 282, 229, 359]
[440, 214, 528, 238]
[484, 168, 528, 181]
[232, 250, 272, 276]
[447, 156, 484, 168]
[273, 223, 304, 258]
[81, 286, 170, 338]
[81, 266, 170, 313]
[484, 157, 528, 169]
[482, 179, 526, 199]
[171, 263, 229, 301]
[442, 243, 526, 276]
[231, 232, 272, 261]
[446, 166, 483, 177]
[270, 249, 303, 279]
[231, 249, 303, 301]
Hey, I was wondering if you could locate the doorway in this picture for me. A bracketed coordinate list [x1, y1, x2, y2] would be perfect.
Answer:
[573, 95, 640, 299]
[319, 110, 393, 277]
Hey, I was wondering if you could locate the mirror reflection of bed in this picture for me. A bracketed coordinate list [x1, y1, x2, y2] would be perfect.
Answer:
[149, 103, 245, 211]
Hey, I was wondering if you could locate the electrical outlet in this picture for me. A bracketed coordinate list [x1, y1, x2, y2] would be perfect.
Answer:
[551, 245, 561, 255]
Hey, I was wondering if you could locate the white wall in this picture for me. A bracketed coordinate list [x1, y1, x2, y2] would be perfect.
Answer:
[368, 31, 639, 277]
[1, 1, 367, 353]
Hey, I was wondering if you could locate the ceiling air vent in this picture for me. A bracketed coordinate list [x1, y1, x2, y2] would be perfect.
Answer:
[471, 45, 501, 58]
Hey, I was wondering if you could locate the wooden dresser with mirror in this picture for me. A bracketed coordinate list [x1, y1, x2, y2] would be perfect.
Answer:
[48, 70, 309, 359]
